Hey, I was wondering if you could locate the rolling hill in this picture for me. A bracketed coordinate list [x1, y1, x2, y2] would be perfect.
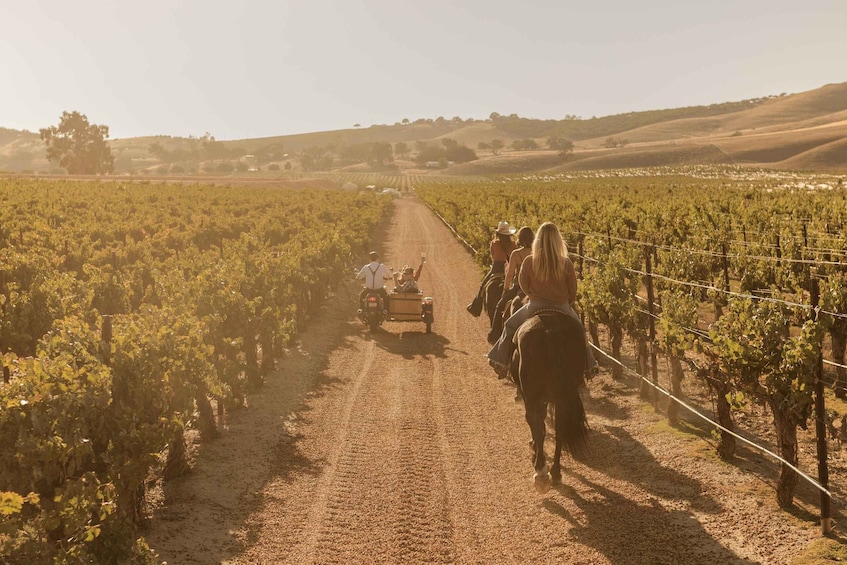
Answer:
[2, 82, 845, 175]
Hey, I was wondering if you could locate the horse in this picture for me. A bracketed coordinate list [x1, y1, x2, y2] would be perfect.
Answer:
[481, 273, 504, 328]
[511, 310, 589, 493]
[488, 290, 526, 345]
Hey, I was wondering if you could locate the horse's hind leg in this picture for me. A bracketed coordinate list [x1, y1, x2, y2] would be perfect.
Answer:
[551, 427, 563, 485]
[526, 401, 551, 493]
[549, 402, 563, 484]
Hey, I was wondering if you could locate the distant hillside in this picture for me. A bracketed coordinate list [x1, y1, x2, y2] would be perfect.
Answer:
[2, 82, 846, 175]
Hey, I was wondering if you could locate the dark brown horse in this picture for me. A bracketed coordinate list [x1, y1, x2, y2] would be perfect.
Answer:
[511, 310, 589, 493]
[488, 291, 525, 345]
[481, 273, 504, 328]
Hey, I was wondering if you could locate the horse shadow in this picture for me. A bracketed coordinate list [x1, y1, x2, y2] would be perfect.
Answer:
[577, 424, 721, 514]
[581, 380, 636, 422]
[542, 474, 754, 564]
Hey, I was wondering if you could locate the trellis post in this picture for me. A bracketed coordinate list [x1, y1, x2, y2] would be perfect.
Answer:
[101, 315, 112, 367]
[643, 244, 659, 403]
[809, 270, 832, 534]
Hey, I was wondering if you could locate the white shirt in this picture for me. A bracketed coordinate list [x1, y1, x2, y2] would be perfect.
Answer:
[357, 261, 391, 289]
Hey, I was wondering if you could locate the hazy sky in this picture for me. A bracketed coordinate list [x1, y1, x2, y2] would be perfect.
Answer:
[3, 0, 845, 140]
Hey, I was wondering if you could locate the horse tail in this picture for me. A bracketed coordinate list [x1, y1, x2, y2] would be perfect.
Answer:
[546, 315, 589, 458]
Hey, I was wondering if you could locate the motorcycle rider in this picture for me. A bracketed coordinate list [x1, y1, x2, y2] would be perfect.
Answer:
[356, 251, 392, 308]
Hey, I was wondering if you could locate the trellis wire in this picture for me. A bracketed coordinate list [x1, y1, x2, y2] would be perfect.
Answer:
[589, 341, 842, 506]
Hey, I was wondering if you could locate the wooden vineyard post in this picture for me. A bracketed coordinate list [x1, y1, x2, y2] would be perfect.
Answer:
[2, 365, 9, 384]
[643, 245, 659, 403]
[101, 315, 112, 367]
[576, 235, 585, 278]
[577, 235, 586, 327]
[715, 242, 730, 320]
[809, 271, 832, 534]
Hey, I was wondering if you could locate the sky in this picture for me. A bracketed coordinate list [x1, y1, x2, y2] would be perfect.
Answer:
[2, 0, 846, 141]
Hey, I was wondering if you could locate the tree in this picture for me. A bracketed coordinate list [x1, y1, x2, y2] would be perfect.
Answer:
[203, 138, 236, 161]
[444, 144, 477, 163]
[252, 143, 285, 165]
[548, 136, 575, 160]
[394, 141, 409, 157]
[148, 141, 168, 161]
[512, 138, 538, 151]
[603, 136, 630, 148]
[547, 136, 574, 152]
[490, 139, 504, 155]
[40, 111, 114, 174]
[414, 142, 477, 166]
[369, 142, 393, 166]
[401, 118, 410, 125]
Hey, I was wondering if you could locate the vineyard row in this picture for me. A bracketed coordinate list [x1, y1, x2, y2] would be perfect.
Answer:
[416, 172, 847, 523]
[0, 178, 393, 562]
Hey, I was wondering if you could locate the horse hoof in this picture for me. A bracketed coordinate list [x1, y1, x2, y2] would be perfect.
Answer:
[533, 472, 552, 494]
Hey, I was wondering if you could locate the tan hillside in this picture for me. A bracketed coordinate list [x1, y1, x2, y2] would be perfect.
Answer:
[2, 81, 845, 174]
[579, 83, 847, 147]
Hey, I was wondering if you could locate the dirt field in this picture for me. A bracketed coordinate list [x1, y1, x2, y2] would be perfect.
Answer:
[144, 197, 843, 564]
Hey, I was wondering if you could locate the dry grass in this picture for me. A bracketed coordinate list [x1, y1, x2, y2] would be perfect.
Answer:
[5, 83, 846, 175]
[438, 112, 847, 175]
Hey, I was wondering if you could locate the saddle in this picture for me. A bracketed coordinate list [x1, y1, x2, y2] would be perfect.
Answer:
[529, 308, 570, 320]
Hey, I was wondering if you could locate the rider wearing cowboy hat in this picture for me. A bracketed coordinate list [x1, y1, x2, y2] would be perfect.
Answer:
[466, 221, 517, 316]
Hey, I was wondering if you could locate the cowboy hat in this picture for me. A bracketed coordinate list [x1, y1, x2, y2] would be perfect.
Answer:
[494, 221, 517, 235]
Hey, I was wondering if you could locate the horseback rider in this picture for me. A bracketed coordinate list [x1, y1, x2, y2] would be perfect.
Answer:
[356, 251, 392, 306]
[466, 221, 517, 316]
[487, 222, 598, 378]
[487, 225, 534, 344]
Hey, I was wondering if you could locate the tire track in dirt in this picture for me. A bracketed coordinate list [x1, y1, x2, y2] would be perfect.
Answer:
[288, 339, 379, 563]
[385, 199, 455, 563]
[285, 199, 460, 563]
[392, 363, 454, 563]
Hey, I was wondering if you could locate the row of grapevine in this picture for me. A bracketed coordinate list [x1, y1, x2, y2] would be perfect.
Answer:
[416, 166, 847, 514]
[0, 178, 392, 563]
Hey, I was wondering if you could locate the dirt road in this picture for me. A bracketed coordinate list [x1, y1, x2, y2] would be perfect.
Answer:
[145, 197, 827, 564]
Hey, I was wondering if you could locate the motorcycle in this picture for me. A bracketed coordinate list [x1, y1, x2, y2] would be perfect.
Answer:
[357, 290, 386, 332]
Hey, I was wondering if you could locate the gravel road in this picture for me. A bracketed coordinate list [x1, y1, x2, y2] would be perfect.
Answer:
[145, 196, 831, 564]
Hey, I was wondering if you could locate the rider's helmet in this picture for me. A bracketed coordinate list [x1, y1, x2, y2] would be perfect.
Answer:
[369, 251, 378, 261]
